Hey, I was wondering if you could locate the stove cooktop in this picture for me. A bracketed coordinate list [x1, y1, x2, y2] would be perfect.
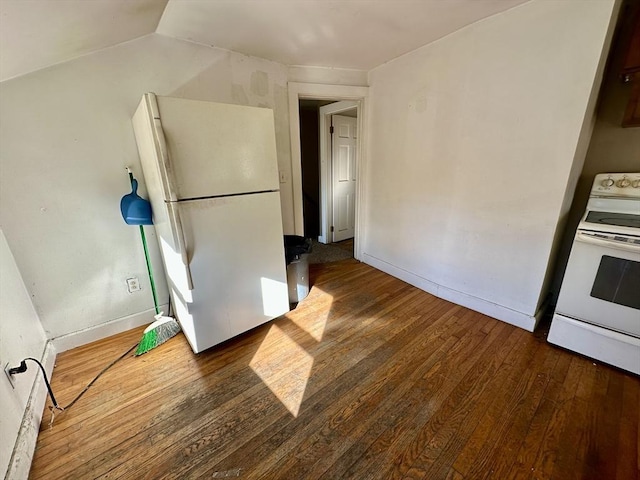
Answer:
[584, 211, 640, 229]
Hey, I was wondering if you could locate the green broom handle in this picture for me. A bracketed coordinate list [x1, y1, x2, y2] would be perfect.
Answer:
[127, 168, 160, 315]
[139, 225, 160, 315]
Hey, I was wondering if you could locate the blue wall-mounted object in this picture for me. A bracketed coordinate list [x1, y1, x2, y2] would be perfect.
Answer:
[120, 171, 153, 225]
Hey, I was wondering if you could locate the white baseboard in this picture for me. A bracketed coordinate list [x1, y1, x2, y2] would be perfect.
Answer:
[50, 305, 168, 353]
[361, 253, 541, 332]
[5, 342, 56, 480]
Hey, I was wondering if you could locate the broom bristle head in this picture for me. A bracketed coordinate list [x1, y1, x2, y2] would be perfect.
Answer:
[135, 317, 181, 356]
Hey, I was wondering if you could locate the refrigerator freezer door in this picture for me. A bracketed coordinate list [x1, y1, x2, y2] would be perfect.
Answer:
[172, 191, 289, 353]
[155, 95, 280, 200]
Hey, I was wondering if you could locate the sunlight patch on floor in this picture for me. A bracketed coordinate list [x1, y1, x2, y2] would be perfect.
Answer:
[291, 307, 329, 342]
[249, 324, 314, 417]
[287, 285, 334, 341]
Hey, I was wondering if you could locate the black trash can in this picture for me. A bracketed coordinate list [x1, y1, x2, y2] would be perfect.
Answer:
[284, 235, 312, 304]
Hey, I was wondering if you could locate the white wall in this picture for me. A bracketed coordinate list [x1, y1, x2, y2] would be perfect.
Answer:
[362, 0, 616, 328]
[288, 65, 368, 86]
[0, 33, 294, 341]
[551, 0, 640, 298]
[0, 228, 52, 479]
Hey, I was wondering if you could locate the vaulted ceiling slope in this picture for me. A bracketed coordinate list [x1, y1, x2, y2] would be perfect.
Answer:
[0, 0, 528, 82]
[0, 0, 169, 82]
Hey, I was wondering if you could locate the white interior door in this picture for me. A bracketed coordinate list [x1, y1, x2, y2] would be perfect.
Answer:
[331, 114, 357, 242]
[318, 100, 358, 244]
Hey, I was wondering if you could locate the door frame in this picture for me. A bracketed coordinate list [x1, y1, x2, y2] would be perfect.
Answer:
[288, 82, 369, 260]
[319, 102, 358, 244]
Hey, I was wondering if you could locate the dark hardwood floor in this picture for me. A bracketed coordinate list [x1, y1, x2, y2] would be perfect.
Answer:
[30, 260, 639, 479]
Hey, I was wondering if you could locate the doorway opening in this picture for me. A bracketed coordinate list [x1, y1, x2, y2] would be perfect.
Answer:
[299, 99, 358, 239]
[299, 100, 357, 260]
[288, 82, 369, 261]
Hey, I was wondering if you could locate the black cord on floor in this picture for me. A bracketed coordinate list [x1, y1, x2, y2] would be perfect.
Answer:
[10, 343, 138, 426]
[11, 299, 175, 425]
[60, 343, 138, 411]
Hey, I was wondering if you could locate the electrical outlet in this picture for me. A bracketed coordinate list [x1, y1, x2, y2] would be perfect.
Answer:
[4, 363, 16, 389]
[126, 277, 141, 293]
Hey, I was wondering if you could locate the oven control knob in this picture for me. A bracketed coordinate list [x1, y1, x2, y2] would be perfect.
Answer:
[601, 178, 614, 187]
[617, 178, 631, 188]
[632, 179, 640, 188]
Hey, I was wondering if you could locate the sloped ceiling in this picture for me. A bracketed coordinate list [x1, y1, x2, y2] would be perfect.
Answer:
[0, 0, 169, 82]
[0, 0, 528, 82]
[157, 0, 528, 70]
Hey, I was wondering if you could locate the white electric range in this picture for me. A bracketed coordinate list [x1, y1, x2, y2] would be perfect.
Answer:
[548, 172, 640, 375]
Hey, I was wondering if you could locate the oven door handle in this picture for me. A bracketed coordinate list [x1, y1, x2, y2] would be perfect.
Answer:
[575, 231, 640, 253]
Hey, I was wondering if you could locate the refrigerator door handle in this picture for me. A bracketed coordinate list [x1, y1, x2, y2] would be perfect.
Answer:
[167, 202, 194, 290]
[146, 93, 178, 202]
[151, 118, 178, 202]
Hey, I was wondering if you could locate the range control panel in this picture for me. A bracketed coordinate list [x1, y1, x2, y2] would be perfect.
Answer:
[592, 173, 640, 198]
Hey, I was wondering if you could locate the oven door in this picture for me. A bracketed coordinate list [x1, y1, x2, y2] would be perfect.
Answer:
[556, 230, 640, 337]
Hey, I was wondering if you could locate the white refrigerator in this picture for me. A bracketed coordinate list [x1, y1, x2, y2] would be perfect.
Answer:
[132, 93, 290, 353]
